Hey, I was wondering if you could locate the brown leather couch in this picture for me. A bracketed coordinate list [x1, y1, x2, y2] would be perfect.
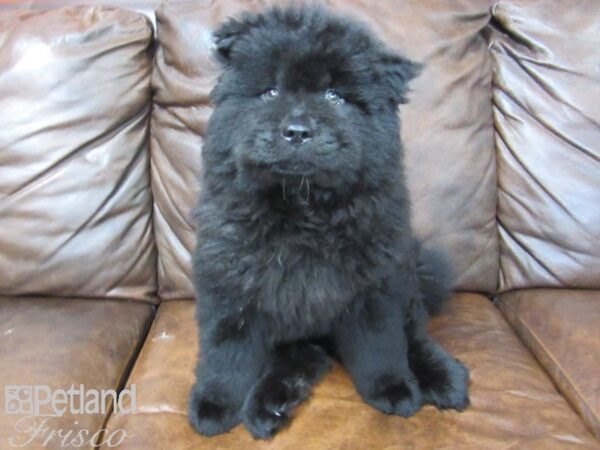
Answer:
[1, 1, 599, 448]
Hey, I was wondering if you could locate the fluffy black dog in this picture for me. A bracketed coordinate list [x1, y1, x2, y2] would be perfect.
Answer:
[189, 7, 469, 440]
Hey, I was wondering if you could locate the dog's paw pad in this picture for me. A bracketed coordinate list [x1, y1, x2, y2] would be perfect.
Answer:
[244, 377, 307, 439]
[408, 341, 470, 412]
[366, 373, 422, 417]
[424, 359, 470, 411]
[188, 389, 239, 437]
[244, 406, 289, 439]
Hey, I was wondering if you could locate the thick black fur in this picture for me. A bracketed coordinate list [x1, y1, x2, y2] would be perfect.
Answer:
[189, 7, 469, 439]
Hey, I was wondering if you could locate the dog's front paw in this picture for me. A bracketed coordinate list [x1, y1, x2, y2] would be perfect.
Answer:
[243, 375, 309, 439]
[188, 383, 241, 436]
[363, 372, 423, 417]
[409, 341, 470, 411]
[420, 356, 470, 411]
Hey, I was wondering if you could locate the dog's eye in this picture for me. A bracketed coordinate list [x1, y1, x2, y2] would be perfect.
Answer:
[325, 89, 345, 105]
[261, 88, 279, 100]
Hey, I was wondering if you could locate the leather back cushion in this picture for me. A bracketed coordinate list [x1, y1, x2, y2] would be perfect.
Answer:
[0, 7, 157, 300]
[152, 0, 498, 299]
[491, 0, 600, 291]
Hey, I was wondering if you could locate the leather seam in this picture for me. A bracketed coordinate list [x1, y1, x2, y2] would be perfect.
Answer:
[93, 304, 157, 447]
[499, 297, 599, 435]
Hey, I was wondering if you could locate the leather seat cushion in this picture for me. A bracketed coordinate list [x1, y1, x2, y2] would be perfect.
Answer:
[0, 297, 154, 449]
[498, 289, 600, 439]
[101, 294, 599, 448]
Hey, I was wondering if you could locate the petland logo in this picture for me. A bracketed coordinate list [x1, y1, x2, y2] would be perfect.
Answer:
[4, 384, 136, 448]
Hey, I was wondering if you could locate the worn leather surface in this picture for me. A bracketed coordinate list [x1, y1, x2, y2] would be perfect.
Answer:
[0, 0, 161, 27]
[151, 0, 498, 299]
[0, 6, 157, 300]
[0, 297, 154, 450]
[101, 294, 600, 449]
[498, 289, 600, 439]
[491, 0, 600, 292]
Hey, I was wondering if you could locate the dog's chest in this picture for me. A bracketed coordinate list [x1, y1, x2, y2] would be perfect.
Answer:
[242, 211, 369, 334]
[251, 241, 354, 335]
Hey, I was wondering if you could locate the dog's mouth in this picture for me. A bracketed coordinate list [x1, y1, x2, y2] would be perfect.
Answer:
[269, 161, 316, 176]
[252, 160, 316, 177]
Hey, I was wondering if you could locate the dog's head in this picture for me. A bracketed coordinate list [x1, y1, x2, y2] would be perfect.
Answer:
[207, 7, 420, 196]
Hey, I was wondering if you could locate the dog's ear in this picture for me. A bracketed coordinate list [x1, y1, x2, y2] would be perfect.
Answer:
[377, 52, 422, 104]
[213, 17, 252, 65]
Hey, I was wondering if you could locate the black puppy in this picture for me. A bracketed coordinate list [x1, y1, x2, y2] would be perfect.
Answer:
[189, 7, 469, 440]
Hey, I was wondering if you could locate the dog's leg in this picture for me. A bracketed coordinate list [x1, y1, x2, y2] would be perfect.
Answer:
[243, 342, 331, 439]
[405, 298, 470, 411]
[333, 289, 423, 417]
[188, 308, 268, 437]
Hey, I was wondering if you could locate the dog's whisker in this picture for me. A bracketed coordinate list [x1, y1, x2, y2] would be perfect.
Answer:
[282, 177, 287, 200]
[305, 177, 310, 202]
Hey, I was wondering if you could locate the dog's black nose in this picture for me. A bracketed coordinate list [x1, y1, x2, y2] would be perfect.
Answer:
[281, 119, 314, 145]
